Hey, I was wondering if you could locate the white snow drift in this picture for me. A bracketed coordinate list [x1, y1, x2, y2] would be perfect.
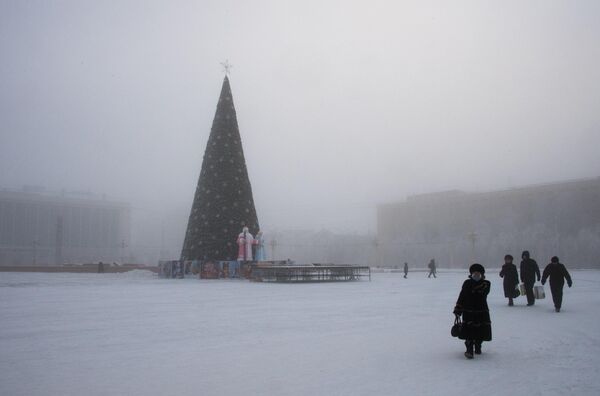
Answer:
[1, 269, 599, 396]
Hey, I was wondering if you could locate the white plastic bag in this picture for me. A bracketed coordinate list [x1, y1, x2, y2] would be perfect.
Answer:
[534, 285, 545, 299]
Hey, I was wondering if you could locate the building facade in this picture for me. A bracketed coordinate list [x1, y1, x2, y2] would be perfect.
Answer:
[377, 178, 600, 268]
[0, 188, 130, 265]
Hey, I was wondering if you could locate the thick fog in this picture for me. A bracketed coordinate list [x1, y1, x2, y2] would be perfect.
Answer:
[1, 1, 599, 261]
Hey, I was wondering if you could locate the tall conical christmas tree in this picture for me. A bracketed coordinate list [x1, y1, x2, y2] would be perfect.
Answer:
[181, 75, 259, 261]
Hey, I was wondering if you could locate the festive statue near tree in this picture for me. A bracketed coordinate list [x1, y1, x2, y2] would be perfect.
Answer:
[237, 227, 254, 261]
[254, 230, 266, 261]
[180, 70, 260, 262]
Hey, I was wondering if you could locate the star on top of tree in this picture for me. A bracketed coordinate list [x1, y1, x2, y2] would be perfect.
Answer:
[220, 59, 233, 76]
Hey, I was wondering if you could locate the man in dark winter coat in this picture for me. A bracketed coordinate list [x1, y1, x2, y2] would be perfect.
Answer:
[453, 263, 492, 359]
[541, 256, 573, 312]
[427, 259, 437, 278]
[499, 254, 519, 306]
[403, 262, 408, 279]
[520, 250, 540, 306]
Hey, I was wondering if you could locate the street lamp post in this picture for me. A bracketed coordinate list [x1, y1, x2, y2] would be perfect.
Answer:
[270, 239, 277, 261]
[467, 231, 477, 264]
[32, 240, 38, 266]
[120, 239, 127, 264]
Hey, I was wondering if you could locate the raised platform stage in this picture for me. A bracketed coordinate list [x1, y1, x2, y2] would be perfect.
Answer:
[249, 263, 370, 283]
[158, 260, 370, 282]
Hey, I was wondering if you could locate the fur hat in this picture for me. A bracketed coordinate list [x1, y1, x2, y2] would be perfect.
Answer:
[469, 263, 485, 274]
[551, 256, 559, 263]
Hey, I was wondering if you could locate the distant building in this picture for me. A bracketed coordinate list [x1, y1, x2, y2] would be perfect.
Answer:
[377, 178, 600, 268]
[0, 188, 130, 265]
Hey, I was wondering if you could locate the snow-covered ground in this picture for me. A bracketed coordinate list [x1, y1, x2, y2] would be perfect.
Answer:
[1, 269, 599, 396]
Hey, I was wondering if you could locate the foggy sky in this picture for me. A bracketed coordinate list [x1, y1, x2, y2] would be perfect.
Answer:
[1, 0, 599, 238]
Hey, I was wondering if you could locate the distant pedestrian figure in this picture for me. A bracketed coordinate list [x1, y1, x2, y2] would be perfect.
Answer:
[97, 261, 104, 273]
[520, 251, 540, 306]
[541, 256, 573, 312]
[453, 264, 492, 359]
[427, 259, 437, 278]
[403, 262, 408, 279]
[499, 254, 519, 306]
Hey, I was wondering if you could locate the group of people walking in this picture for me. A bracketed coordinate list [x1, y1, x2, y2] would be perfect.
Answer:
[499, 251, 573, 311]
[453, 251, 573, 359]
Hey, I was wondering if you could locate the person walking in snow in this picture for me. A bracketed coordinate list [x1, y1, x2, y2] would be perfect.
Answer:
[541, 256, 573, 312]
[403, 262, 408, 278]
[453, 263, 492, 359]
[427, 259, 437, 278]
[520, 250, 540, 306]
[499, 254, 519, 306]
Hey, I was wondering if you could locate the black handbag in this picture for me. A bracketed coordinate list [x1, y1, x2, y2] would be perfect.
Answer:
[451, 315, 462, 337]
[513, 285, 521, 298]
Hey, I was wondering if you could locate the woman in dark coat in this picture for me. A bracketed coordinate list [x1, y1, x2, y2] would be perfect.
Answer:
[499, 254, 519, 306]
[453, 263, 492, 359]
[541, 256, 572, 312]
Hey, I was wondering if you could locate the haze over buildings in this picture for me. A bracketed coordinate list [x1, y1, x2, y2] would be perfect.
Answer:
[0, 187, 130, 265]
[1, 1, 599, 264]
[378, 177, 600, 268]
